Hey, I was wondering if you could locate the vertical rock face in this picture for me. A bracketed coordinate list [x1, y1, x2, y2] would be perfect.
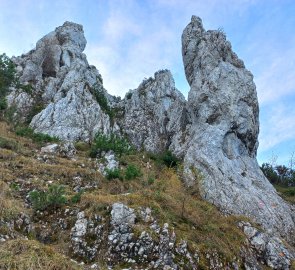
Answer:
[9, 22, 112, 141]
[119, 70, 187, 153]
[181, 16, 295, 241]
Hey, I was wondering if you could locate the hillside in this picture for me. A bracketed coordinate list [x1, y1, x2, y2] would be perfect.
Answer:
[0, 15, 295, 269]
[0, 121, 294, 269]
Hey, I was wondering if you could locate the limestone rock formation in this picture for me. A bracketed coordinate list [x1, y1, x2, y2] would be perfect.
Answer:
[181, 16, 295, 242]
[5, 17, 295, 249]
[8, 21, 112, 141]
[119, 69, 187, 153]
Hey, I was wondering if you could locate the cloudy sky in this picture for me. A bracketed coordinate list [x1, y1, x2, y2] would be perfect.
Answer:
[0, 0, 294, 166]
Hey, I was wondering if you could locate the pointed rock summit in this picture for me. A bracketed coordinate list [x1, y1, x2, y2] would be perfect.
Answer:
[119, 69, 186, 153]
[9, 21, 112, 141]
[181, 16, 294, 241]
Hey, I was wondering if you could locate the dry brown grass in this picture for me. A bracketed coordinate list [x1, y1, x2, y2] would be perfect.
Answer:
[0, 121, 249, 266]
[0, 239, 81, 270]
[0, 181, 25, 220]
[81, 165, 247, 263]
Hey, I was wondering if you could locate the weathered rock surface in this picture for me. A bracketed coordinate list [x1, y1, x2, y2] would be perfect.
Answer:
[119, 70, 187, 153]
[181, 16, 295, 242]
[9, 21, 112, 141]
[239, 222, 293, 269]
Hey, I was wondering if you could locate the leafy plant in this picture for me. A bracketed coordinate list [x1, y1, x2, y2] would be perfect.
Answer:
[90, 133, 133, 158]
[125, 164, 142, 180]
[29, 185, 67, 211]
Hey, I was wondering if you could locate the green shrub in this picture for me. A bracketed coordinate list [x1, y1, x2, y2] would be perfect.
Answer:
[70, 191, 83, 204]
[147, 176, 155, 185]
[125, 164, 142, 180]
[15, 126, 59, 145]
[105, 168, 123, 180]
[161, 151, 179, 168]
[148, 150, 179, 168]
[90, 133, 133, 158]
[29, 185, 67, 211]
[90, 83, 114, 119]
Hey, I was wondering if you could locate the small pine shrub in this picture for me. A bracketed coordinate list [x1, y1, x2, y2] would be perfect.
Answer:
[125, 164, 142, 180]
[90, 133, 133, 158]
[29, 190, 48, 211]
[105, 168, 122, 180]
[47, 185, 67, 208]
[29, 185, 67, 211]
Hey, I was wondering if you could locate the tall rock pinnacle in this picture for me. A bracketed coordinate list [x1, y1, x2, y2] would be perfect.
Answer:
[181, 16, 295, 242]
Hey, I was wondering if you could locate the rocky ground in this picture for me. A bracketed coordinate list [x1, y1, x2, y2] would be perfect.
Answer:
[0, 121, 294, 269]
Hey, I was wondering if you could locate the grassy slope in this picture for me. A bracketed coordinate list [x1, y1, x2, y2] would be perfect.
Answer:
[1, 120, 290, 269]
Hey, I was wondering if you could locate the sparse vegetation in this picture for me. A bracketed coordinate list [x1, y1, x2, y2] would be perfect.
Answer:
[0, 136, 19, 150]
[105, 168, 123, 180]
[29, 184, 67, 211]
[0, 239, 81, 270]
[90, 83, 114, 119]
[148, 150, 179, 168]
[124, 164, 142, 180]
[15, 126, 59, 145]
[90, 132, 133, 158]
[0, 54, 17, 113]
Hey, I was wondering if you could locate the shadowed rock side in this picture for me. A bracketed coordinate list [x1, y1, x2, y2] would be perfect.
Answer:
[181, 16, 295, 242]
[8, 22, 113, 141]
[119, 70, 187, 153]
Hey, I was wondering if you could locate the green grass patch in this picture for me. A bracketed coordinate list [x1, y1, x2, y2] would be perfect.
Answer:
[15, 126, 59, 145]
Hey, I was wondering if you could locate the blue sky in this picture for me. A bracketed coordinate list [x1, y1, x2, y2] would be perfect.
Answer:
[0, 0, 294, 166]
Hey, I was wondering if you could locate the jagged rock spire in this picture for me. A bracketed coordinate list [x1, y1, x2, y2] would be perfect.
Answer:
[181, 15, 295, 242]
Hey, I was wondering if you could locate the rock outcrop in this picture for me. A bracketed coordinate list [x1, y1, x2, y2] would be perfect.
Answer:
[5, 17, 295, 247]
[9, 21, 113, 141]
[119, 69, 187, 153]
[181, 16, 295, 242]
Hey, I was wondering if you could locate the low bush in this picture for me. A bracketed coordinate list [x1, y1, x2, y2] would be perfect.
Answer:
[148, 150, 179, 168]
[161, 150, 179, 168]
[90, 133, 133, 158]
[125, 164, 142, 180]
[29, 185, 67, 211]
[105, 168, 123, 180]
[15, 126, 59, 145]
